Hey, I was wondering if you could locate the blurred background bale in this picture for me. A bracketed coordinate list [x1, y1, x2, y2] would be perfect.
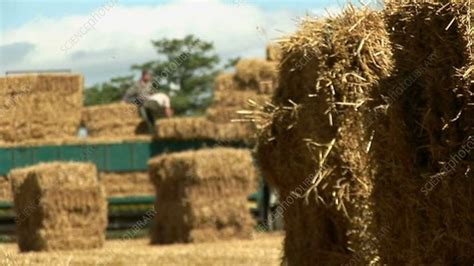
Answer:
[9, 162, 107, 252]
[0, 74, 83, 143]
[148, 148, 257, 244]
[81, 102, 148, 138]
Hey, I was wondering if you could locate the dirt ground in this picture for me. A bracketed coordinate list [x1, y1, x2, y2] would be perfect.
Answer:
[0, 232, 283, 266]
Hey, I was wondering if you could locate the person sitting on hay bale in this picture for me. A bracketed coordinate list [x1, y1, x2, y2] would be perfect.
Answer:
[123, 69, 174, 134]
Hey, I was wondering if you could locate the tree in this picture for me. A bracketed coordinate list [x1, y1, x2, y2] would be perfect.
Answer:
[84, 75, 134, 106]
[132, 35, 220, 115]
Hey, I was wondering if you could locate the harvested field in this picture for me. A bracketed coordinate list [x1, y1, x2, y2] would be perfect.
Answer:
[99, 171, 154, 197]
[9, 162, 107, 252]
[148, 148, 258, 244]
[0, 232, 283, 265]
[0, 74, 83, 143]
[372, 1, 474, 264]
[81, 102, 148, 138]
[255, 6, 393, 265]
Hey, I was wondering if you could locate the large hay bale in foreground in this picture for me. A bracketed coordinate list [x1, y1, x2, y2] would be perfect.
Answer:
[234, 59, 278, 93]
[255, 7, 392, 265]
[9, 162, 107, 252]
[148, 148, 257, 244]
[82, 102, 148, 138]
[373, 1, 474, 264]
[100, 171, 154, 197]
[0, 74, 83, 143]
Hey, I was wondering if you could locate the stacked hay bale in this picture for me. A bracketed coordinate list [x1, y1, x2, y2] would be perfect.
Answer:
[0, 74, 83, 143]
[81, 102, 148, 138]
[9, 162, 107, 251]
[204, 58, 277, 135]
[255, 6, 393, 265]
[266, 43, 283, 62]
[100, 172, 154, 197]
[373, 1, 473, 264]
[148, 148, 257, 244]
[0, 176, 12, 201]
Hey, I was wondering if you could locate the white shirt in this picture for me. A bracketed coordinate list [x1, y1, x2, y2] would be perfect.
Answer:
[147, 93, 171, 108]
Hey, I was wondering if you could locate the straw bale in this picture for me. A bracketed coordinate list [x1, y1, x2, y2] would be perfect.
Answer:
[212, 90, 270, 108]
[0, 135, 153, 148]
[148, 148, 257, 244]
[372, 1, 474, 264]
[0, 74, 83, 143]
[214, 73, 235, 91]
[82, 102, 148, 138]
[234, 59, 278, 93]
[255, 6, 393, 265]
[0, 176, 12, 201]
[99, 171, 154, 197]
[206, 107, 242, 123]
[266, 43, 283, 61]
[156, 117, 255, 142]
[9, 162, 107, 252]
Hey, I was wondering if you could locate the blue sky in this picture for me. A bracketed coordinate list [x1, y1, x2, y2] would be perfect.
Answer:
[0, 0, 352, 85]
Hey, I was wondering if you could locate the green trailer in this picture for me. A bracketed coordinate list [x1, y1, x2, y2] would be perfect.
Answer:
[0, 139, 264, 239]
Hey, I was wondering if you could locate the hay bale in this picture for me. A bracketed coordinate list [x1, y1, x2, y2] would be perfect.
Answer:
[373, 1, 474, 264]
[214, 73, 235, 91]
[255, 6, 393, 265]
[212, 90, 270, 108]
[9, 162, 107, 252]
[206, 107, 243, 123]
[148, 148, 257, 244]
[82, 102, 148, 138]
[266, 43, 282, 61]
[234, 59, 278, 93]
[0, 74, 83, 143]
[0, 176, 12, 201]
[99, 171, 154, 197]
[156, 117, 255, 142]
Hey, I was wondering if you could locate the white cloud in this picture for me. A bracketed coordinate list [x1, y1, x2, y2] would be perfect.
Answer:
[0, 0, 300, 85]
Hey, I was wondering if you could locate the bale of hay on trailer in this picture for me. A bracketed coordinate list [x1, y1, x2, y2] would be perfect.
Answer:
[82, 102, 148, 138]
[156, 117, 255, 142]
[212, 90, 270, 108]
[373, 1, 474, 264]
[0, 74, 83, 143]
[148, 148, 257, 244]
[99, 171, 154, 197]
[266, 43, 282, 61]
[255, 6, 393, 265]
[9, 162, 107, 252]
[0, 176, 12, 201]
[214, 73, 236, 91]
[234, 59, 278, 94]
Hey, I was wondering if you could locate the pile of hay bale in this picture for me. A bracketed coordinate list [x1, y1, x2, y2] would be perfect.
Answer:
[0, 74, 83, 143]
[374, 1, 473, 264]
[0, 176, 12, 201]
[255, 1, 473, 265]
[256, 6, 392, 265]
[100, 171, 154, 197]
[148, 148, 257, 244]
[81, 102, 148, 138]
[9, 162, 107, 251]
